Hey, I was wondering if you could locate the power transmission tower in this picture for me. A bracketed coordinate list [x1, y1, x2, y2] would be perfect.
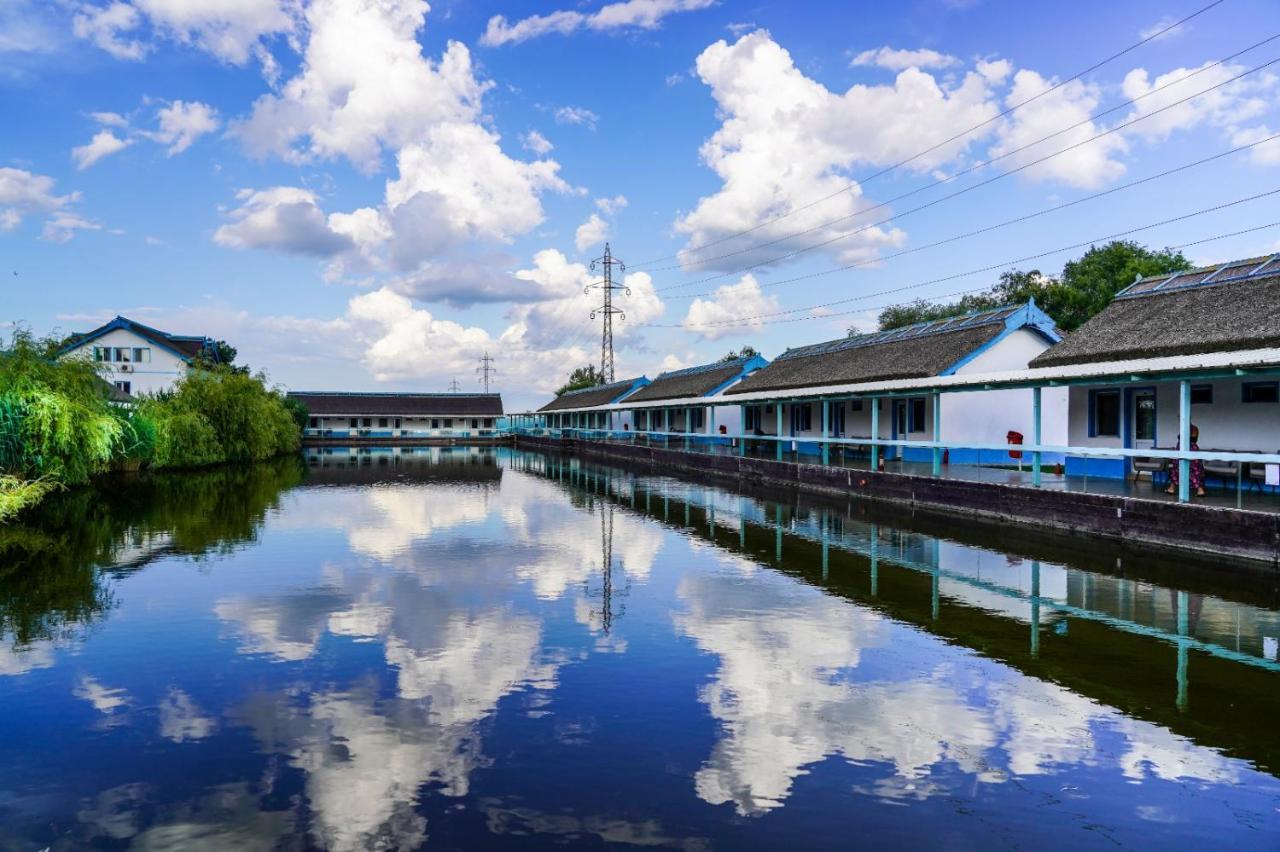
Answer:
[447, 379, 462, 393]
[587, 242, 628, 383]
[476, 352, 497, 393]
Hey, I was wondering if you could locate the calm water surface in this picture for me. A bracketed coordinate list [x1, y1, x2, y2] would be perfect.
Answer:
[1, 447, 1278, 850]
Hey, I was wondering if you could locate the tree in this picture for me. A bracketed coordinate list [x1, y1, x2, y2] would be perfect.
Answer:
[555, 365, 604, 396]
[193, 340, 248, 374]
[868, 240, 1192, 334]
[721, 345, 759, 361]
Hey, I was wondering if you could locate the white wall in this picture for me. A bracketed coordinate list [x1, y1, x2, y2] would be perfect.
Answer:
[62, 328, 190, 395]
[308, 414, 499, 435]
[946, 328, 1068, 448]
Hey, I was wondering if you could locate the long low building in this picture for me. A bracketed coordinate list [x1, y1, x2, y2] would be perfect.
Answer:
[289, 392, 504, 440]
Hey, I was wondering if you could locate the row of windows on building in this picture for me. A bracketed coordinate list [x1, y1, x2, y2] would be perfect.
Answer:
[1088, 381, 1279, 439]
[93, 346, 152, 363]
[309, 417, 495, 430]
[742, 398, 928, 435]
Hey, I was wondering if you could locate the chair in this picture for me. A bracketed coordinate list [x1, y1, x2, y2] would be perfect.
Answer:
[1131, 453, 1167, 485]
[1201, 451, 1239, 487]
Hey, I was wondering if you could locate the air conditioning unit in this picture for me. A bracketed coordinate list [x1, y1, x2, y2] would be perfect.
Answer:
[119, 364, 132, 372]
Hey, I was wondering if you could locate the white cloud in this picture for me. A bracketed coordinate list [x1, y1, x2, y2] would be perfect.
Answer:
[574, 212, 608, 252]
[72, 129, 133, 170]
[159, 687, 218, 742]
[554, 105, 599, 129]
[480, 0, 715, 47]
[1232, 125, 1280, 166]
[682, 274, 780, 339]
[90, 110, 129, 128]
[522, 129, 553, 154]
[988, 69, 1127, 189]
[0, 167, 79, 233]
[73, 2, 148, 60]
[595, 194, 628, 215]
[74, 675, 131, 713]
[678, 30, 1000, 270]
[1120, 62, 1276, 143]
[42, 211, 103, 243]
[214, 186, 356, 257]
[851, 46, 959, 72]
[1138, 16, 1187, 41]
[148, 99, 220, 154]
[133, 0, 296, 65]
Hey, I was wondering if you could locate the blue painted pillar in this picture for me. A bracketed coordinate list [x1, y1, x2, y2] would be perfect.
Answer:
[931, 391, 942, 476]
[870, 398, 880, 469]
[775, 403, 783, 462]
[1032, 386, 1043, 488]
[1179, 379, 1191, 503]
[821, 399, 830, 466]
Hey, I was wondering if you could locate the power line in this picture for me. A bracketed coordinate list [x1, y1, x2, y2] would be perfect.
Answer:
[476, 352, 497, 392]
[447, 378, 462, 393]
[587, 242, 629, 382]
[640, 188, 1280, 330]
[631, 0, 1229, 268]
[658, 130, 1280, 303]
[654, 51, 1280, 292]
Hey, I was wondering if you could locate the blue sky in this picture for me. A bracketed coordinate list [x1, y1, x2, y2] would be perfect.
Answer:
[3, 0, 1280, 409]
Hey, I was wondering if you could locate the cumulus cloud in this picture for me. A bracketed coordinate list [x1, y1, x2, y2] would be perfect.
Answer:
[0, 167, 79, 232]
[675, 30, 1002, 270]
[73, 2, 148, 60]
[72, 129, 133, 169]
[1232, 125, 1280, 166]
[159, 687, 218, 742]
[522, 129, 553, 154]
[42, 212, 104, 243]
[147, 99, 220, 154]
[1120, 62, 1275, 143]
[480, 0, 715, 47]
[214, 186, 356, 257]
[574, 212, 608, 252]
[681, 274, 780, 340]
[851, 46, 959, 72]
[595, 194, 628, 215]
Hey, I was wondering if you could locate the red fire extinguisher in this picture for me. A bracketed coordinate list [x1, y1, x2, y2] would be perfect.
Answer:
[1006, 430, 1024, 460]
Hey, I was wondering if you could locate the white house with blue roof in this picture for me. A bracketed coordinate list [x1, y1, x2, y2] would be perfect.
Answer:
[725, 301, 1068, 463]
[59, 315, 221, 396]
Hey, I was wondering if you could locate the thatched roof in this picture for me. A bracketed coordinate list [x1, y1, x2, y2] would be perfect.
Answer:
[625, 355, 761, 403]
[538, 377, 646, 412]
[1031, 256, 1280, 368]
[728, 306, 1034, 395]
[289, 392, 503, 416]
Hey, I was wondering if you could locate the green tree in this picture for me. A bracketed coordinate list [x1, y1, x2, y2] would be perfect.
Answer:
[556, 365, 604, 396]
[869, 240, 1192, 333]
[720, 346, 759, 361]
[193, 339, 248, 374]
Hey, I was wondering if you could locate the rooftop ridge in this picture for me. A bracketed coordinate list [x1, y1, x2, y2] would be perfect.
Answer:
[653, 356, 749, 380]
[556, 376, 643, 397]
[777, 303, 1021, 362]
[289, 391, 501, 397]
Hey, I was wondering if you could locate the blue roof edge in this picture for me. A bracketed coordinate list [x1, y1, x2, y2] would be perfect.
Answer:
[940, 300, 1061, 376]
[58, 315, 212, 363]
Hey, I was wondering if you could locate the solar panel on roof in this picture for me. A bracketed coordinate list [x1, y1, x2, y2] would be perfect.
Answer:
[1119, 254, 1280, 300]
[774, 305, 1013, 361]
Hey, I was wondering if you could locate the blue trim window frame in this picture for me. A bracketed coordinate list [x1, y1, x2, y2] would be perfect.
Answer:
[907, 397, 927, 434]
[791, 403, 812, 434]
[1088, 389, 1122, 438]
[832, 403, 847, 436]
[690, 408, 706, 430]
[1242, 381, 1279, 404]
[743, 406, 758, 432]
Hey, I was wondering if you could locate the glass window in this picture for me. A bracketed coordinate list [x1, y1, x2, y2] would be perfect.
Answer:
[133, 347, 150, 363]
[1191, 385, 1213, 405]
[1134, 394, 1156, 442]
[850, 399, 864, 412]
[431, 419, 440, 429]
[362, 418, 372, 427]
[484, 418, 493, 428]
[909, 398, 927, 433]
[116, 347, 131, 362]
[349, 418, 358, 428]
[444, 419, 453, 427]
[1243, 382, 1279, 404]
[309, 417, 318, 428]
[394, 418, 401, 428]
[378, 417, 388, 428]
[114, 381, 130, 394]
[93, 346, 105, 361]
[1092, 390, 1121, 437]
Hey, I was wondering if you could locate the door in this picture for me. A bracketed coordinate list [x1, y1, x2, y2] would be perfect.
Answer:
[1126, 388, 1157, 450]
[891, 399, 907, 460]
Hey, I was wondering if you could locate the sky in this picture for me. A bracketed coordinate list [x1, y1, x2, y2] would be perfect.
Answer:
[2, 0, 1280, 410]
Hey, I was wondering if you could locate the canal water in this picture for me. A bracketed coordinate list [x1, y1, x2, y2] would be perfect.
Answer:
[1, 447, 1278, 850]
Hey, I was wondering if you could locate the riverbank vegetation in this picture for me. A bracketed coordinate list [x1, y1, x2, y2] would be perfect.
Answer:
[0, 329, 303, 522]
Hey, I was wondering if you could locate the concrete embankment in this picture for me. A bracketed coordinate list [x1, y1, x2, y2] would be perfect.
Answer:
[515, 435, 1280, 567]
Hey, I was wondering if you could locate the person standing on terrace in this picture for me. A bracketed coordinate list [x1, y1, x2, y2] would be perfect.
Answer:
[1167, 424, 1206, 498]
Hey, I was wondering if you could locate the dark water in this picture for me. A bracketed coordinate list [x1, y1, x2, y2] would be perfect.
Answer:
[1, 447, 1278, 851]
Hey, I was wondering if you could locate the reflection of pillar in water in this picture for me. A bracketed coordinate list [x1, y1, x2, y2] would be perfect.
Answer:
[821, 512, 829, 582]
[684, 498, 690, 527]
[663, 494, 669, 520]
[931, 540, 940, 621]
[739, 497, 747, 549]
[774, 504, 783, 563]
[1177, 590, 1190, 711]
[870, 524, 879, 596]
[1030, 561, 1041, 658]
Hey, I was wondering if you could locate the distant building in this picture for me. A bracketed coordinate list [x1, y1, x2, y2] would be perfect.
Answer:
[288, 391, 504, 439]
[1031, 255, 1280, 479]
[625, 354, 768, 436]
[59, 315, 221, 396]
[536, 377, 649, 431]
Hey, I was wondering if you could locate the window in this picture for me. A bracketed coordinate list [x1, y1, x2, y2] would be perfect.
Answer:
[908, 398, 927, 434]
[114, 380, 131, 395]
[115, 347, 132, 362]
[472, 419, 480, 428]
[690, 409, 705, 430]
[93, 346, 107, 362]
[484, 418, 493, 428]
[850, 399, 864, 412]
[362, 417, 372, 427]
[394, 418, 401, 428]
[431, 419, 440, 429]
[133, 347, 151, 363]
[444, 419, 453, 427]
[378, 417, 388, 428]
[309, 417, 318, 428]
[832, 404, 846, 436]
[1191, 384, 1213, 405]
[791, 403, 812, 433]
[349, 418, 358, 428]
[1134, 393, 1156, 442]
[1090, 390, 1121, 437]
[765, 404, 773, 414]
[1243, 381, 1279, 404]
[744, 406, 758, 431]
